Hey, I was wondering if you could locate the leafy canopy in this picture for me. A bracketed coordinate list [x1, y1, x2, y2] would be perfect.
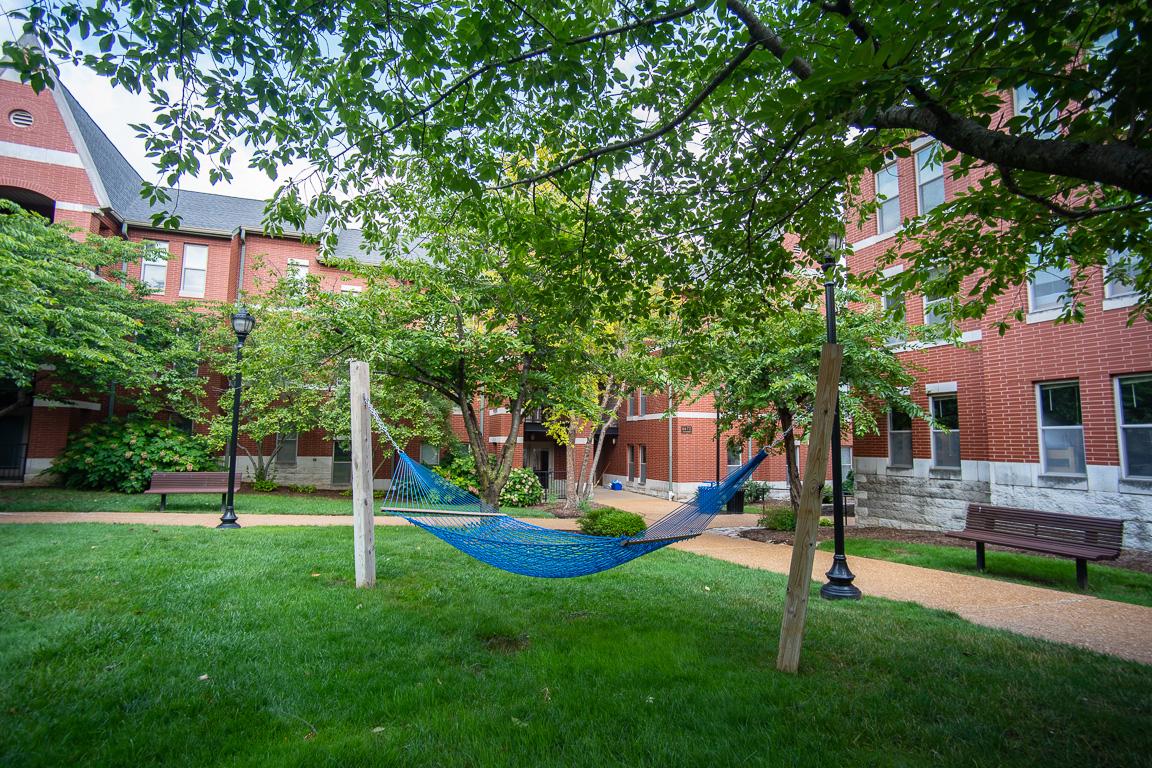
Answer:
[0, 200, 208, 419]
[9, 0, 1150, 322]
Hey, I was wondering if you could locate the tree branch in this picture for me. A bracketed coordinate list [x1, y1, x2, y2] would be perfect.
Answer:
[865, 105, 1152, 197]
[494, 41, 760, 189]
[997, 165, 1149, 220]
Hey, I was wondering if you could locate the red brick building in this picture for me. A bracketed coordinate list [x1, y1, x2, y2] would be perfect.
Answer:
[2, 72, 805, 498]
[846, 90, 1152, 550]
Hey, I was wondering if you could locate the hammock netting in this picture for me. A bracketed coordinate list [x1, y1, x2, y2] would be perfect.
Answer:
[378, 439, 769, 578]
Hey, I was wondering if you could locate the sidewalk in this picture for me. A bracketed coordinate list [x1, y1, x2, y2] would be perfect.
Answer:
[3, 494, 1151, 666]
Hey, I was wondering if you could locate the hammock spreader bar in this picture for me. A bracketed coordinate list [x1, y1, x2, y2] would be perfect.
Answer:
[369, 399, 770, 577]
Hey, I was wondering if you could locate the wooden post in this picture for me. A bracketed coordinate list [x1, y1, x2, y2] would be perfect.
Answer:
[776, 343, 843, 673]
[349, 361, 376, 588]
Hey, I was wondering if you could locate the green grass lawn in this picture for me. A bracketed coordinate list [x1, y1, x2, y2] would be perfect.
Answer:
[0, 487, 552, 517]
[2, 525, 1149, 768]
[819, 538, 1152, 608]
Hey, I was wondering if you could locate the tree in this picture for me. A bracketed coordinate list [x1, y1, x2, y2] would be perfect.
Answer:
[0, 200, 208, 421]
[201, 268, 454, 483]
[673, 272, 927, 514]
[542, 318, 667, 511]
[9, 0, 1150, 321]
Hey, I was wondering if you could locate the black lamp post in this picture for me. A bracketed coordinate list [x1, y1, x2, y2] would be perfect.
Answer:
[819, 236, 862, 600]
[218, 307, 256, 530]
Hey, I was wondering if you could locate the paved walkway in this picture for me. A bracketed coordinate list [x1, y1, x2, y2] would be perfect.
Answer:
[3, 491, 1150, 665]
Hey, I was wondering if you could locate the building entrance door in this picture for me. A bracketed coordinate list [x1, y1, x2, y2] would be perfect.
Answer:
[0, 387, 28, 482]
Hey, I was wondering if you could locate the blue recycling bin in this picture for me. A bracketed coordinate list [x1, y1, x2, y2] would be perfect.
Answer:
[610, 481, 623, 491]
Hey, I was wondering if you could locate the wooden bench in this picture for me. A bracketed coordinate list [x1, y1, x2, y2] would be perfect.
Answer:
[144, 472, 231, 512]
[947, 503, 1123, 588]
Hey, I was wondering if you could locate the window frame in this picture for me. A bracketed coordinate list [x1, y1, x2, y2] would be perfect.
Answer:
[626, 444, 635, 482]
[287, 258, 310, 283]
[637, 389, 647, 417]
[888, 409, 913, 469]
[914, 142, 945, 215]
[179, 243, 209, 298]
[638, 444, 647, 485]
[419, 443, 441, 466]
[1036, 381, 1087, 476]
[929, 394, 961, 468]
[1104, 249, 1136, 300]
[1013, 84, 1060, 139]
[1115, 374, 1152, 480]
[276, 432, 298, 467]
[140, 240, 169, 292]
[726, 442, 742, 477]
[875, 162, 901, 234]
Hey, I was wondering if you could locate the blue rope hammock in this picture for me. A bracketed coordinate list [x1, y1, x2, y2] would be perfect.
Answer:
[367, 400, 770, 578]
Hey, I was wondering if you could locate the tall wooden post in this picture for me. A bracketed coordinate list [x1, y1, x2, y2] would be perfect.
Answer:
[349, 361, 376, 588]
[777, 343, 843, 673]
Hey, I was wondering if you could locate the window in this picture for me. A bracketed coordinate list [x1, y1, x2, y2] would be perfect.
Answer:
[882, 290, 905, 320]
[915, 143, 945, 215]
[287, 258, 310, 283]
[1013, 84, 1060, 139]
[340, 284, 363, 295]
[1105, 249, 1136, 299]
[889, 409, 913, 468]
[276, 432, 298, 467]
[180, 244, 208, 297]
[876, 163, 901, 234]
[1028, 236, 1070, 312]
[627, 445, 635, 481]
[638, 445, 648, 484]
[1037, 382, 1086, 475]
[419, 443, 441, 466]
[141, 240, 169, 292]
[726, 443, 742, 477]
[1116, 376, 1152, 479]
[331, 437, 352, 485]
[930, 395, 960, 468]
[637, 389, 647, 417]
[8, 109, 33, 127]
[923, 292, 950, 326]
[626, 393, 635, 418]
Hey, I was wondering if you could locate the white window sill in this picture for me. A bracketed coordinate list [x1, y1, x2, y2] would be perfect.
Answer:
[1102, 294, 1138, 311]
[929, 466, 962, 479]
[887, 465, 914, 474]
[1025, 306, 1063, 324]
[851, 228, 902, 252]
[1037, 474, 1088, 491]
[1118, 478, 1152, 496]
[178, 291, 206, 299]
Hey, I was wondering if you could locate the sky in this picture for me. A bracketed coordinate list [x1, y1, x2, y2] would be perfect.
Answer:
[2, 3, 284, 202]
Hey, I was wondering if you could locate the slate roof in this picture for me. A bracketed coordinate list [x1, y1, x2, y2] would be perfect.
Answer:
[59, 83, 385, 263]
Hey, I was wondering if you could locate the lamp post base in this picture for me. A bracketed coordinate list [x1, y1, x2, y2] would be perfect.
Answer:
[820, 554, 861, 600]
[217, 507, 241, 529]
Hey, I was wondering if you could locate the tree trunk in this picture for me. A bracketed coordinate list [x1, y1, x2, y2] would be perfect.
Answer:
[778, 405, 802, 516]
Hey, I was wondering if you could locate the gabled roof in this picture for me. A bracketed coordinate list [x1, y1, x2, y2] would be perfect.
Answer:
[57, 81, 391, 263]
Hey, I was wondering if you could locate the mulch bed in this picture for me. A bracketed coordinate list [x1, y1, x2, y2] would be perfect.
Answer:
[738, 526, 1152, 575]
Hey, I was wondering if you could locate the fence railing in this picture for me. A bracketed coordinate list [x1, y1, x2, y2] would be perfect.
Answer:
[533, 469, 568, 501]
[0, 442, 28, 482]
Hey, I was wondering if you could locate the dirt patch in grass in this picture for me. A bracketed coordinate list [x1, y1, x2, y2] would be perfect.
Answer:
[738, 526, 1152, 575]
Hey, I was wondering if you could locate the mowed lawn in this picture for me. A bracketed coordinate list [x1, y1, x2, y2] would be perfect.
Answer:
[818, 538, 1152, 608]
[2, 525, 1149, 767]
[0, 487, 552, 517]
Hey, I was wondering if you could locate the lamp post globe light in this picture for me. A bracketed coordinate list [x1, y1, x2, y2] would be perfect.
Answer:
[218, 307, 256, 529]
[819, 235, 862, 600]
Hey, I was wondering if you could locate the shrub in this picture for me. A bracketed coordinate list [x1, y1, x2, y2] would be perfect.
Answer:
[251, 479, 278, 492]
[433, 453, 481, 494]
[500, 467, 544, 507]
[578, 506, 646, 537]
[745, 480, 771, 503]
[287, 484, 316, 494]
[843, 470, 856, 497]
[49, 417, 217, 494]
[821, 483, 834, 504]
[758, 504, 796, 531]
